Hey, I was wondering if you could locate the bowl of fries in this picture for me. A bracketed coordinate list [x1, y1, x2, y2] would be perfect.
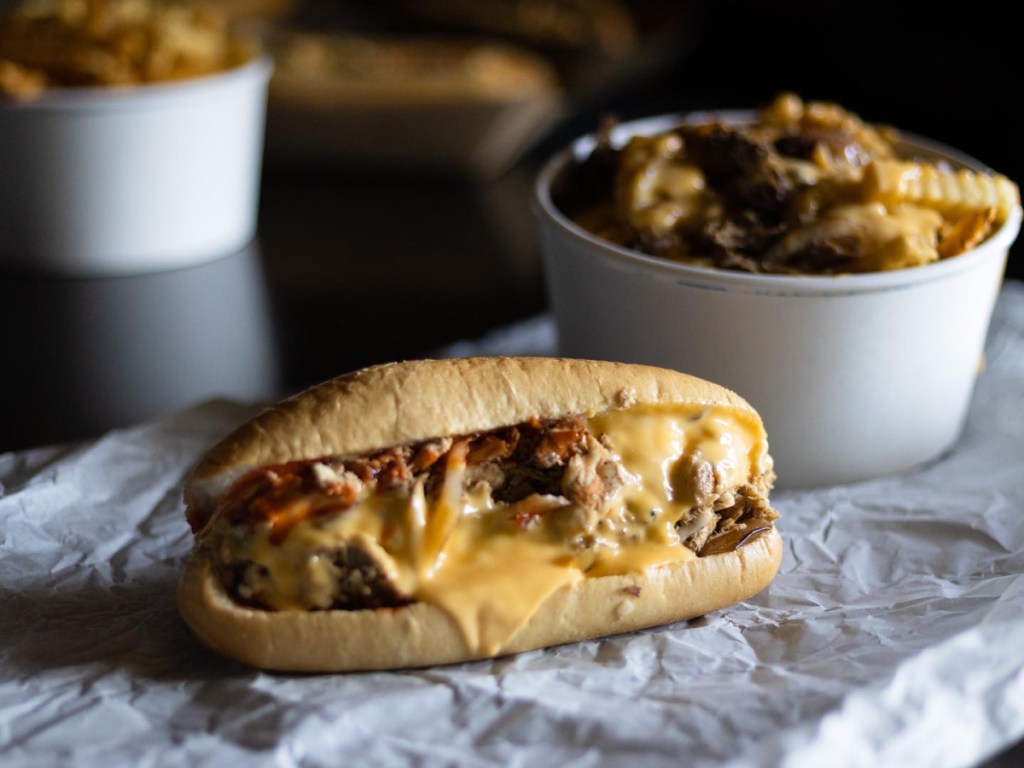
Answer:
[534, 94, 1022, 488]
[0, 0, 271, 276]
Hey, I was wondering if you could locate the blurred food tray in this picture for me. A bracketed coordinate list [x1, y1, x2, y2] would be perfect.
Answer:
[249, 0, 695, 178]
[262, 30, 565, 178]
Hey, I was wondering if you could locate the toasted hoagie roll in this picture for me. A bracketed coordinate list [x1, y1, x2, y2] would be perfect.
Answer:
[177, 357, 782, 671]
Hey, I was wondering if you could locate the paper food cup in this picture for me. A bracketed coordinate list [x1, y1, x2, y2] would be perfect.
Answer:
[534, 113, 1022, 489]
[0, 55, 271, 277]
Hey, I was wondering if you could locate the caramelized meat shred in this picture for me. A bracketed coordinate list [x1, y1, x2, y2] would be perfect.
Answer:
[202, 416, 775, 611]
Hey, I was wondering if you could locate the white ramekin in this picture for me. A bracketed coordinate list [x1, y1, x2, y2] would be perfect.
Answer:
[534, 113, 1022, 489]
[0, 54, 272, 276]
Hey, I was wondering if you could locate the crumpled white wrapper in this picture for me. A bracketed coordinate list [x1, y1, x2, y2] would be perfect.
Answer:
[3, 283, 1024, 768]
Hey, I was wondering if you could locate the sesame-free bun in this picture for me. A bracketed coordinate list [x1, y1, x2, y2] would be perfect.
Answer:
[178, 527, 782, 672]
[185, 357, 760, 517]
[178, 357, 780, 672]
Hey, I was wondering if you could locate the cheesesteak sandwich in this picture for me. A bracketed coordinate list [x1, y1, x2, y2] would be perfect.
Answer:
[177, 357, 782, 671]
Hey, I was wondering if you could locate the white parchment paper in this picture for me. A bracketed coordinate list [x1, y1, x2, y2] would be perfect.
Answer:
[2, 282, 1024, 768]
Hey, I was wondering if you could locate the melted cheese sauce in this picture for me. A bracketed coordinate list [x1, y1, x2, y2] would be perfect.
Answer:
[617, 133, 710, 235]
[219, 404, 769, 654]
[825, 202, 942, 271]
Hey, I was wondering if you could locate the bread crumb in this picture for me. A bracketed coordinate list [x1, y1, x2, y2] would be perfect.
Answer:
[615, 600, 636, 620]
[614, 387, 637, 408]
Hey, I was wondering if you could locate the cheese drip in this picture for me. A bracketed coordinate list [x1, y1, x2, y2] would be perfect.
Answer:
[218, 404, 769, 654]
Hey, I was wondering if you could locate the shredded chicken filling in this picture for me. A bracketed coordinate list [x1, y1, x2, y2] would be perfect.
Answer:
[196, 411, 777, 613]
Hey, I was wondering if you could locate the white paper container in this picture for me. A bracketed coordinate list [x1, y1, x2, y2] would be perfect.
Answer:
[0, 55, 271, 276]
[534, 113, 1022, 489]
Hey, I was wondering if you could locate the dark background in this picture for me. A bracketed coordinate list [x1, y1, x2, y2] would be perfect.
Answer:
[3, 0, 1022, 452]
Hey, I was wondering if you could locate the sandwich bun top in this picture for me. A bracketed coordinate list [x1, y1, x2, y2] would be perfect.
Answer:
[185, 357, 763, 512]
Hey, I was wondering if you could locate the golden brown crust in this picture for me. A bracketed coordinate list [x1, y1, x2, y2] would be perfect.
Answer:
[185, 357, 759, 512]
[177, 527, 783, 672]
[179, 357, 777, 671]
